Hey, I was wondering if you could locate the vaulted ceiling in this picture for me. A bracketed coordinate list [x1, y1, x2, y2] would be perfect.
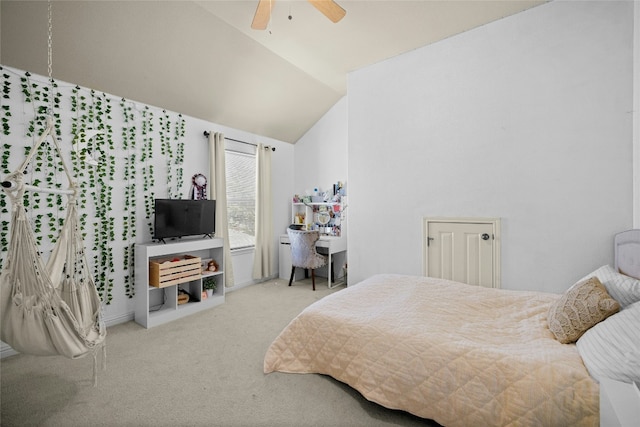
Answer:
[1, 1, 545, 143]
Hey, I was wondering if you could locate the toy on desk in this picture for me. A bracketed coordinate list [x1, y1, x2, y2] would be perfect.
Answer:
[294, 213, 305, 224]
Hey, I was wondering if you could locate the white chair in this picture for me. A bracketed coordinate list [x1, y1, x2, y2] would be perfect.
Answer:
[287, 228, 327, 291]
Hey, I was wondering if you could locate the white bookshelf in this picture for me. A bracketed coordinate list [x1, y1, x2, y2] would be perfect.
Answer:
[134, 238, 224, 328]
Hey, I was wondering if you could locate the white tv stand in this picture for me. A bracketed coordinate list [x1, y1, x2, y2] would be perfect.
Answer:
[134, 238, 225, 328]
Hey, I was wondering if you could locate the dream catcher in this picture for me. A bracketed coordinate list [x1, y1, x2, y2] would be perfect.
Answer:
[189, 173, 207, 200]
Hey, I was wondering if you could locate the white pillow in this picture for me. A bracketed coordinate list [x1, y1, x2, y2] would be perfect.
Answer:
[576, 300, 640, 384]
[581, 265, 640, 308]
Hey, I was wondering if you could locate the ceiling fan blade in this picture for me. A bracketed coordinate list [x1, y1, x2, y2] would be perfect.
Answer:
[307, 0, 346, 23]
[251, 0, 274, 30]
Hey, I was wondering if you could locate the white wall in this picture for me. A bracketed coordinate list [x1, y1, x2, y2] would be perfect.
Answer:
[294, 97, 348, 199]
[347, 1, 634, 293]
[634, 0, 640, 229]
[0, 66, 293, 334]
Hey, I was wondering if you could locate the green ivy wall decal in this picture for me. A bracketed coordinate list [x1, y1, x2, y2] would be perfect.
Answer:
[70, 85, 89, 232]
[19, 73, 64, 248]
[174, 114, 186, 198]
[121, 98, 137, 299]
[1, 72, 11, 137]
[89, 89, 116, 303]
[0, 66, 187, 304]
[0, 71, 12, 262]
[142, 106, 155, 237]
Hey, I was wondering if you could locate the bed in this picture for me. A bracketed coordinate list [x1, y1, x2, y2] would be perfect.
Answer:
[264, 230, 640, 427]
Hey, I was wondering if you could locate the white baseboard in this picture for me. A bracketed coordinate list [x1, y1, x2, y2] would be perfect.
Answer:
[0, 342, 19, 359]
[104, 311, 135, 327]
[226, 274, 278, 293]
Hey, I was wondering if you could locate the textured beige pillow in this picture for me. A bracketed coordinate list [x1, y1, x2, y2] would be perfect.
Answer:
[548, 276, 620, 344]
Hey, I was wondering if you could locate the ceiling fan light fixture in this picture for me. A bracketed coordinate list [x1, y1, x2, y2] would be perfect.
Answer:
[251, 0, 273, 30]
[251, 0, 345, 30]
[308, 0, 346, 23]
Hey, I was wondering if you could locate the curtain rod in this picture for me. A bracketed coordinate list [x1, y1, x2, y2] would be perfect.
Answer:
[203, 131, 275, 151]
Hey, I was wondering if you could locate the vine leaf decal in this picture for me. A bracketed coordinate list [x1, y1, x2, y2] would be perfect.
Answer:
[74, 129, 102, 166]
[2, 68, 187, 304]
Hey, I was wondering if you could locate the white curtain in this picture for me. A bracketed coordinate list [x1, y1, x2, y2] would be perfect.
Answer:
[208, 132, 234, 287]
[252, 144, 273, 280]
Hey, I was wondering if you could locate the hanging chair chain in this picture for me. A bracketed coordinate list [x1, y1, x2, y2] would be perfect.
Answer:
[47, 0, 53, 115]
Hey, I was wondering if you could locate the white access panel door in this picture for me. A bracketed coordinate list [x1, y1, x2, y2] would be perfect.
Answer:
[425, 219, 500, 288]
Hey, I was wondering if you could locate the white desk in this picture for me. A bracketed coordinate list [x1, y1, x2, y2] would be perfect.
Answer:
[279, 234, 347, 288]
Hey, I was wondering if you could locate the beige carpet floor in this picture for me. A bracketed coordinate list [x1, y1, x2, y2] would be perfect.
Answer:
[0, 278, 438, 426]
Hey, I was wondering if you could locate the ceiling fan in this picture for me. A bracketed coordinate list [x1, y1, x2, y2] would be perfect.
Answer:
[251, 0, 346, 30]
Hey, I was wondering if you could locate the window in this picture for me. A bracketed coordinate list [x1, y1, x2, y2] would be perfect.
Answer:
[225, 143, 256, 250]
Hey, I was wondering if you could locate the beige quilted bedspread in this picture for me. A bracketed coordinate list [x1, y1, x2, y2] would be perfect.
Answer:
[264, 274, 599, 427]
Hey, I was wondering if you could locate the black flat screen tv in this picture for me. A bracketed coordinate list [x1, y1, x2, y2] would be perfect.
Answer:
[153, 199, 215, 241]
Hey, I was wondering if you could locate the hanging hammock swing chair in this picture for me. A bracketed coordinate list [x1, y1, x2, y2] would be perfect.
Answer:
[0, 117, 107, 384]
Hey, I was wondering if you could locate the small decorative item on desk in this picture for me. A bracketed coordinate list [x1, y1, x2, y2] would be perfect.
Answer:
[294, 212, 305, 225]
[317, 210, 330, 226]
[203, 276, 217, 297]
